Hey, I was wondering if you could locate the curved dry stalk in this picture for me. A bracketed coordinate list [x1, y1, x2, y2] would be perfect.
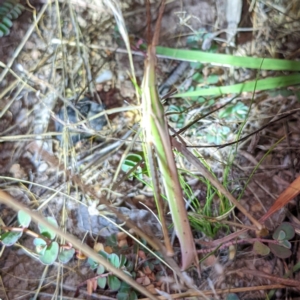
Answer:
[141, 0, 198, 271]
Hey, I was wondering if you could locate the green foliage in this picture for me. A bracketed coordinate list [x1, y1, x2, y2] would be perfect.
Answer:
[218, 102, 248, 121]
[253, 241, 270, 256]
[38, 216, 58, 240]
[181, 169, 231, 237]
[268, 222, 295, 259]
[58, 248, 75, 263]
[203, 101, 248, 145]
[167, 104, 186, 128]
[0, 211, 75, 265]
[18, 210, 31, 227]
[39, 241, 59, 265]
[226, 294, 240, 300]
[253, 223, 295, 259]
[1, 231, 22, 246]
[121, 152, 146, 180]
[117, 282, 138, 300]
[0, 0, 24, 37]
[87, 250, 137, 299]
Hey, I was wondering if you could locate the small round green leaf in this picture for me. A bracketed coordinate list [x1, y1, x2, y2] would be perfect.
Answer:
[1, 231, 22, 246]
[0, 23, 10, 36]
[253, 241, 270, 256]
[117, 290, 138, 300]
[39, 241, 59, 265]
[38, 217, 58, 240]
[33, 237, 47, 246]
[119, 254, 127, 268]
[33, 238, 47, 254]
[18, 210, 31, 228]
[11, 5, 23, 18]
[126, 260, 134, 272]
[108, 275, 121, 291]
[0, 7, 10, 14]
[99, 250, 110, 260]
[97, 264, 105, 274]
[269, 243, 292, 259]
[226, 294, 240, 300]
[58, 248, 75, 264]
[87, 257, 98, 270]
[279, 239, 291, 249]
[2, 17, 12, 28]
[121, 153, 143, 180]
[109, 253, 120, 268]
[97, 277, 107, 289]
[277, 230, 286, 241]
[15, 4, 25, 13]
[2, 2, 13, 9]
[273, 222, 295, 241]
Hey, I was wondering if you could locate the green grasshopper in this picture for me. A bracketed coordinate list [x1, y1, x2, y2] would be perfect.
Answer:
[141, 0, 198, 271]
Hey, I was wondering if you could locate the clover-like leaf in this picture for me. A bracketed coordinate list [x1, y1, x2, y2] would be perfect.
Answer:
[119, 254, 127, 268]
[18, 210, 31, 228]
[273, 222, 295, 241]
[279, 239, 291, 249]
[269, 243, 292, 259]
[33, 237, 47, 246]
[1, 231, 22, 246]
[253, 241, 270, 256]
[33, 237, 47, 254]
[117, 290, 138, 300]
[39, 241, 59, 265]
[109, 253, 120, 268]
[38, 217, 58, 240]
[126, 260, 134, 272]
[276, 230, 286, 241]
[97, 277, 107, 289]
[99, 250, 110, 260]
[58, 248, 75, 264]
[97, 264, 105, 275]
[226, 294, 240, 300]
[117, 282, 137, 300]
[87, 257, 98, 270]
[108, 275, 121, 291]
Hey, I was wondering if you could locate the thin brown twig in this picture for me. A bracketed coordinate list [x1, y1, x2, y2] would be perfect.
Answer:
[139, 284, 286, 299]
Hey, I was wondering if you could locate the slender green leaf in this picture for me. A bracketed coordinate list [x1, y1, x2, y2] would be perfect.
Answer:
[173, 74, 300, 98]
[156, 46, 300, 71]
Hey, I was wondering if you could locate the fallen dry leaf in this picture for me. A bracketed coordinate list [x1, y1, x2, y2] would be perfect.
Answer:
[260, 175, 300, 223]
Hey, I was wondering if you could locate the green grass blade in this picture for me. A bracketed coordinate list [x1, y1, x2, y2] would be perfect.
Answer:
[174, 74, 300, 97]
[156, 46, 300, 71]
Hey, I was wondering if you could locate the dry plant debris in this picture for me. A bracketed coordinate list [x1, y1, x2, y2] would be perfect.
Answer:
[0, 0, 300, 299]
